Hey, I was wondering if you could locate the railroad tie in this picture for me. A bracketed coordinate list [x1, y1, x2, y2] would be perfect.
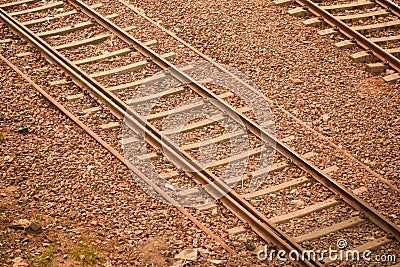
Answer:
[335, 40, 356, 49]
[147, 99, 203, 121]
[54, 25, 137, 51]
[273, 0, 293, 5]
[120, 136, 139, 146]
[108, 64, 194, 92]
[322, 165, 339, 175]
[162, 114, 226, 135]
[36, 14, 118, 37]
[293, 217, 365, 242]
[180, 131, 245, 151]
[302, 151, 317, 159]
[100, 121, 120, 130]
[15, 52, 33, 57]
[288, 7, 310, 17]
[65, 93, 84, 101]
[160, 171, 181, 180]
[303, 18, 323, 27]
[281, 135, 296, 143]
[178, 162, 291, 204]
[0, 39, 12, 44]
[9, 2, 64, 16]
[227, 226, 247, 235]
[190, 151, 318, 209]
[319, 1, 375, 11]
[369, 34, 400, 44]
[208, 147, 266, 168]
[49, 79, 71, 86]
[242, 176, 309, 199]
[352, 19, 400, 34]
[135, 152, 159, 161]
[81, 106, 101, 114]
[318, 28, 338, 36]
[0, 0, 39, 9]
[335, 9, 389, 22]
[131, 77, 213, 103]
[383, 72, 400, 83]
[90, 52, 176, 79]
[21, 3, 103, 26]
[366, 62, 388, 74]
[224, 161, 290, 186]
[225, 186, 368, 236]
[351, 51, 375, 63]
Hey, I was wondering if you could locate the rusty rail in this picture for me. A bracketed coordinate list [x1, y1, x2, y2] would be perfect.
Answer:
[118, 0, 400, 196]
[0, 53, 235, 255]
[375, 0, 400, 17]
[1, 1, 399, 265]
[66, 0, 400, 242]
[0, 5, 319, 267]
[295, 0, 400, 73]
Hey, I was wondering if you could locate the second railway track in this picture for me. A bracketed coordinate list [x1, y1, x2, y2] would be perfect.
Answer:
[281, 0, 400, 82]
[1, 0, 399, 265]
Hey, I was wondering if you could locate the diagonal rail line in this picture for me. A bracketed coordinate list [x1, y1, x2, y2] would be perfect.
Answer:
[295, 0, 400, 73]
[1, 1, 399, 265]
[0, 5, 319, 267]
[67, 0, 400, 242]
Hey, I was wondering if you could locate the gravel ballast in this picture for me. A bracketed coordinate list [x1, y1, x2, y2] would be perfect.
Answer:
[126, 0, 399, 190]
[0, 59, 241, 266]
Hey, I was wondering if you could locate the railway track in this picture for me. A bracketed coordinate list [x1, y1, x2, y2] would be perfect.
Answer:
[279, 0, 400, 82]
[1, 0, 399, 265]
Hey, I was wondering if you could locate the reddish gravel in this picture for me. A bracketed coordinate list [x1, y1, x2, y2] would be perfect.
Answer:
[49, 0, 400, 227]
[1, 0, 400, 265]
[126, 0, 400, 190]
[0, 60, 237, 266]
[0, 23, 277, 267]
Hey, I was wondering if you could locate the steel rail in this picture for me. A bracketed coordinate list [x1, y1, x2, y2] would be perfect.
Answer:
[0, 52, 235, 255]
[68, 0, 400, 241]
[119, 0, 400, 196]
[1, 1, 398, 266]
[0, 7, 318, 267]
[295, 0, 400, 73]
[375, 0, 400, 17]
